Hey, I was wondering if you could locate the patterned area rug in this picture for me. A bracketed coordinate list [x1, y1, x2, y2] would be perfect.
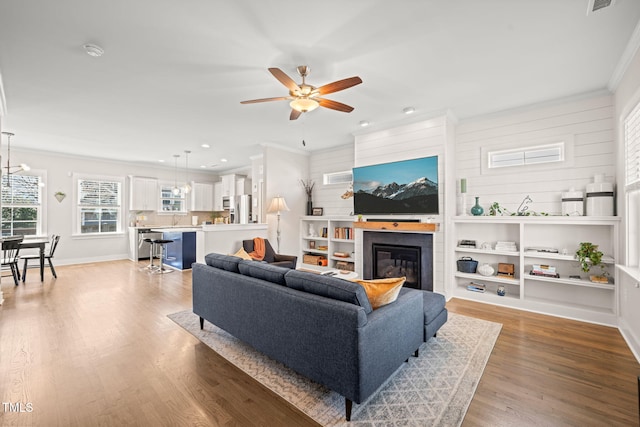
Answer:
[168, 310, 501, 427]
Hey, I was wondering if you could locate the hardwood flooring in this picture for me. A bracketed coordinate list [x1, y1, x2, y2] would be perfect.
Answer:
[0, 261, 638, 426]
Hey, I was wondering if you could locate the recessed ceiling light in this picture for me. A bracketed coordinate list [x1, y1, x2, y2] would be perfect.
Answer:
[359, 120, 370, 127]
[199, 165, 206, 168]
[220, 158, 228, 163]
[201, 144, 210, 148]
[403, 107, 415, 115]
[158, 159, 165, 163]
[83, 43, 104, 57]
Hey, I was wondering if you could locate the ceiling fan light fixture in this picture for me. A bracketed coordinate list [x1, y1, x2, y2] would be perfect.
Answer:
[290, 98, 320, 113]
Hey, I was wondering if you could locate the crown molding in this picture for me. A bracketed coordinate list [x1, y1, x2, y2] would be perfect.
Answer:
[609, 19, 640, 91]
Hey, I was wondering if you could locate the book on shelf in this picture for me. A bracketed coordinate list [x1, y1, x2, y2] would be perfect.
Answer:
[466, 282, 486, 293]
[529, 270, 560, 278]
[495, 241, 517, 251]
[333, 227, 354, 240]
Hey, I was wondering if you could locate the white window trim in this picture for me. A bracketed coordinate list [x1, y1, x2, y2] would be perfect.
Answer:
[1, 168, 47, 237]
[157, 180, 187, 215]
[481, 134, 574, 175]
[72, 172, 125, 237]
[323, 170, 353, 186]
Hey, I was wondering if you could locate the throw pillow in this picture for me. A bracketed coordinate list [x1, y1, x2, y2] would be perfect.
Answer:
[232, 247, 253, 260]
[355, 277, 406, 309]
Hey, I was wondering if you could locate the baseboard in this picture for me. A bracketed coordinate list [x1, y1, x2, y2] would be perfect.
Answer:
[53, 254, 130, 266]
[618, 318, 640, 364]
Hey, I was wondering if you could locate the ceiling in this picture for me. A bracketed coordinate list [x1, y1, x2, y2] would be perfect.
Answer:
[1, 0, 639, 173]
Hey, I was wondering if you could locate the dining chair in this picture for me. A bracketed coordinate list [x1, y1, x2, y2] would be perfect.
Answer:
[2, 235, 25, 286]
[21, 234, 60, 281]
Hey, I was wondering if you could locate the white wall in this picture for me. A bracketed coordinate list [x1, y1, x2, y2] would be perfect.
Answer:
[263, 145, 308, 256]
[456, 93, 616, 215]
[614, 38, 640, 361]
[308, 143, 354, 217]
[10, 148, 218, 265]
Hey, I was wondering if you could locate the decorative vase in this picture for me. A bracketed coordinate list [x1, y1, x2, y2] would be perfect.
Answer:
[471, 197, 484, 216]
[306, 199, 313, 216]
[477, 263, 494, 276]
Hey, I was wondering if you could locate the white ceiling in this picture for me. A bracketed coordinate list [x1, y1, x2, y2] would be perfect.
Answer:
[1, 0, 639, 172]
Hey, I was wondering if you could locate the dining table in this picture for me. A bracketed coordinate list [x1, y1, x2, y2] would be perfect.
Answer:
[19, 237, 49, 282]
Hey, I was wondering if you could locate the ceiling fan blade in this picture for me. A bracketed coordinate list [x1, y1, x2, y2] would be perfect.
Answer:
[269, 68, 301, 93]
[290, 109, 302, 120]
[240, 96, 291, 104]
[316, 76, 362, 95]
[317, 98, 355, 113]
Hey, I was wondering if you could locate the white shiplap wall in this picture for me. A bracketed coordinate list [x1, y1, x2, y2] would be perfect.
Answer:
[308, 143, 355, 217]
[456, 94, 616, 215]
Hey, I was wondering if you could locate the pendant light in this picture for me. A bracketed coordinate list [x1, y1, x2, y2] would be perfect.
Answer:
[183, 150, 191, 194]
[1, 132, 31, 188]
[172, 154, 181, 195]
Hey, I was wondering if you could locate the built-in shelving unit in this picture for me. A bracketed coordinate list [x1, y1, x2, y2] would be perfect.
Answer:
[452, 216, 619, 326]
[300, 216, 356, 271]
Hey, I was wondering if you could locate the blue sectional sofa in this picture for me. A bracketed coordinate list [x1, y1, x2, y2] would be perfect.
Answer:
[192, 253, 446, 421]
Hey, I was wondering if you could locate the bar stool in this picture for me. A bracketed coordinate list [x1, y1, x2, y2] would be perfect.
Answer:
[151, 239, 174, 274]
[142, 238, 157, 270]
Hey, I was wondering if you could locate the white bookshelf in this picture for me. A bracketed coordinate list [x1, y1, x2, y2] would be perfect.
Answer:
[452, 216, 620, 326]
[300, 216, 356, 271]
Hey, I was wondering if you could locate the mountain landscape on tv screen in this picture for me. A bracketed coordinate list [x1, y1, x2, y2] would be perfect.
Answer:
[355, 176, 439, 214]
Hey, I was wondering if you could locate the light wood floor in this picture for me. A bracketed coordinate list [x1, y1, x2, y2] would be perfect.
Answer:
[0, 260, 638, 426]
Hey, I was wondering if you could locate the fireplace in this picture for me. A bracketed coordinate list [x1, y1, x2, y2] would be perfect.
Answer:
[372, 244, 421, 289]
[363, 231, 433, 291]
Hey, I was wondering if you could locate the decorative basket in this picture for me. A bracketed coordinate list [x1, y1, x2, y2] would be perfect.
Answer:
[457, 257, 478, 273]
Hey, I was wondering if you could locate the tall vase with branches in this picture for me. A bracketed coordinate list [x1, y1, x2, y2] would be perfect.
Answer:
[301, 179, 314, 215]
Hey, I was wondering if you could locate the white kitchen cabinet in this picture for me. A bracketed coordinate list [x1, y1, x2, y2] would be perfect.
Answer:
[190, 182, 214, 211]
[452, 216, 619, 326]
[129, 176, 158, 211]
[236, 177, 251, 195]
[221, 174, 235, 198]
[213, 182, 223, 211]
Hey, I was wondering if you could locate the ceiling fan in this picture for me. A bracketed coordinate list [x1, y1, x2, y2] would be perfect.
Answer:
[241, 66, 362, 120]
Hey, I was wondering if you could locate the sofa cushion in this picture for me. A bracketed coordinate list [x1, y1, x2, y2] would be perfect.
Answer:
[204, 253, 243, 273]
[238, 260, 288, 285]
[354, 277, 405, 309]
[284, 270, 373, 314]
[422, 291, 446, 323]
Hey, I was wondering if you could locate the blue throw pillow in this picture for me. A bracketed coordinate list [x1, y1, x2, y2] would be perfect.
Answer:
[284, 270, 373, 314]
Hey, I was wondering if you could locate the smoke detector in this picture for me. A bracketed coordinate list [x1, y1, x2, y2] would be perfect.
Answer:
[587, 0, 616, 15]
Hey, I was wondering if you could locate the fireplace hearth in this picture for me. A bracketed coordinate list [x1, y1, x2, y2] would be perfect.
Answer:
[363, 231, 433, 291]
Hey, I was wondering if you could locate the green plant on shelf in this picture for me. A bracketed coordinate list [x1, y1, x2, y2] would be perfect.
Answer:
[575, 242, 609, 282]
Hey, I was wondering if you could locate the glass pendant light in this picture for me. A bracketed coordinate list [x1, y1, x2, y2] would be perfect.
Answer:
[172, 154, 181, 195]
[183, 150, 191, 194]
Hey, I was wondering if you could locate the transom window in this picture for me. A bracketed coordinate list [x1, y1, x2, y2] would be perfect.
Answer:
[488, 142, 564, 169]
[1, 173, 43, 237]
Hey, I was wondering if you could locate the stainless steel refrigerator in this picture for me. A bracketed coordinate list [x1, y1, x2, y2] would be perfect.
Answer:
[234, 195, 251, 224]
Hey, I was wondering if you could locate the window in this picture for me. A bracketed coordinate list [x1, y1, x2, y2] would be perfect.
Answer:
[625, 100, 640, 266]
[488, 142, 564, 169]
[1, 173, 44, 236]
[323, 170, 353, 185]
[159, 184, 186, 213]
[75, 175, 123, 235]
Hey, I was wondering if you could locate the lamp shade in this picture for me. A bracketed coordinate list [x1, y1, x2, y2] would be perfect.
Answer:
[267, 196, 290, 213]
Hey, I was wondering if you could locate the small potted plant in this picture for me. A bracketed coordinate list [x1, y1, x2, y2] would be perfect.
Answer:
[54, 191, 66, 203]
[575, 242, 609, 283]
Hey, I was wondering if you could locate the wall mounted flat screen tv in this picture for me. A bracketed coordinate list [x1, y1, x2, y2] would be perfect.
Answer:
[353, 156, 439, 215]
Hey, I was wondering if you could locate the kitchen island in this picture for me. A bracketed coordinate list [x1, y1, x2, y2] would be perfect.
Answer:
[195, 223, 268, 263]
[150, 227, 201, 270]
